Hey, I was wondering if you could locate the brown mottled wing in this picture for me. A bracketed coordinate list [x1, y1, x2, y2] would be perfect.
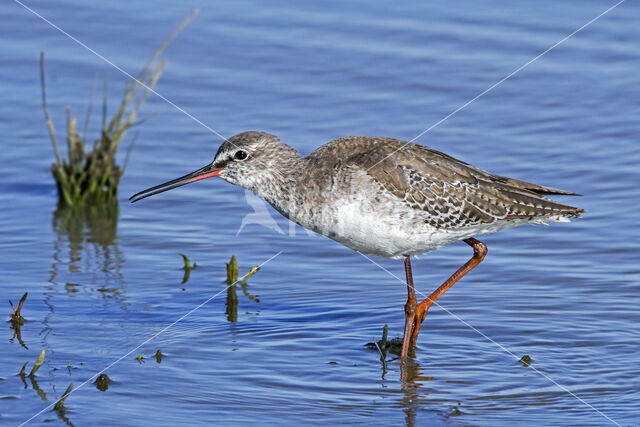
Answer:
[331, 137, 584, 229]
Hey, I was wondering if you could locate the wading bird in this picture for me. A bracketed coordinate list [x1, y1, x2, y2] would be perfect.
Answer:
[130, 131, 583, 359]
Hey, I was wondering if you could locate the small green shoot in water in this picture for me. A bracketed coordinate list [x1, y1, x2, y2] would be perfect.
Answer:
[154, 350, 163, 363]
[9, 292, 28, 326]
[28, 349, 46, 377]
[135, 353, 144, 364]
[240, 266, 261, 303]
[180, 254, 197, 284]
[373, 338, 387, 370]
[180, 253, 197, 270]
[19, 361, 28, 378]
[372, 324, 389, 370]
[381, 324, 388, 354]
[240, 266, 260, 286]
[520, 355, 532, 366]
[9, 294, 28, 348]
[54, 383, 74, 410]
[225, 256, 262, 321]
[226, 255, 238, 284]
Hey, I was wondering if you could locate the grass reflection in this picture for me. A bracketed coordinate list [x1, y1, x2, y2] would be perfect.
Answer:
[52, 200, 123, 284]
[54, 383, 75, 427]
[225, 256, 261, 322]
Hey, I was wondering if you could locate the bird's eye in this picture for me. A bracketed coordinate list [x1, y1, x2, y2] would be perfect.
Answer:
[234, 150, 248, 161]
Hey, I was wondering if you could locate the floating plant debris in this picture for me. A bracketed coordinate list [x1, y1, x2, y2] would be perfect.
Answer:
[520, 355, 532, 366]
[95, 374, 112, 392]
[9, 292, 27, 327]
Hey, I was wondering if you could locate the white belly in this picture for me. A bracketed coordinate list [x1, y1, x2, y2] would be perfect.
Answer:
[303, 195, 450, 259]
[279, 171, 571, 259]
[300, 195, 558, 259]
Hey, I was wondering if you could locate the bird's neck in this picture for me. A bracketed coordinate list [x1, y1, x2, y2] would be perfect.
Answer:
[245, 147, 306, 219]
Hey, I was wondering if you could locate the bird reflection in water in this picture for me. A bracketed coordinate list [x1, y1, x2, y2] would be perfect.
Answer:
[399, 358, 436, 427]
[371, 335, 436, 427]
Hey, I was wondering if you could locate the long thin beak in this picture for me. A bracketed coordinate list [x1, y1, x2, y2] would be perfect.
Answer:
[129, 164, 224, 203]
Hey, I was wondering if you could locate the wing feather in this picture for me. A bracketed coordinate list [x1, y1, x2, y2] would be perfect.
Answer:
[312, 136, 584, 229]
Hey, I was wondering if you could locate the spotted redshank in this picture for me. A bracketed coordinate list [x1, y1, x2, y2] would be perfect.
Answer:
[130, 131, 584, 359]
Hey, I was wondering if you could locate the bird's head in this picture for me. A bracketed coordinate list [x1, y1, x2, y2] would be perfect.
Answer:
[129, 131, 298, 203]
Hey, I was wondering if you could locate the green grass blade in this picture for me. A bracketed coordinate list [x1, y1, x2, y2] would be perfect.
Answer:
[82, 72, 99, 142]
[54, 383, 74, 410]
[19, 361, 29, 377]
[373, 338, 387, 369]
[240, 266, 260, 285]
[226, 255, 238, 284]
[39, 52, 61, 164]
[180, 253, 192, 270]
[121, 131, 138, 173]
[28, 349, 45, 377]
[101, 70, 108, 132]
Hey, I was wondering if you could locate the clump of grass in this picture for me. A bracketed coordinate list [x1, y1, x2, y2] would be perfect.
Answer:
[9, 292, 28, 327]
[40, 10, 198, 206]
[154, 349, 164, 363]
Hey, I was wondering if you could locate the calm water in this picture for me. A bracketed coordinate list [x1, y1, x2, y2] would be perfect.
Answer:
[1, 1, 639, 425]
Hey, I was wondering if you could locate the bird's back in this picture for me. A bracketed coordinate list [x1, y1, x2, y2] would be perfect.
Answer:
[305, 136, 584, 231]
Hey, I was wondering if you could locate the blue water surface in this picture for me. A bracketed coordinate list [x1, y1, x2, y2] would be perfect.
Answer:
[1, 1, 639, 425]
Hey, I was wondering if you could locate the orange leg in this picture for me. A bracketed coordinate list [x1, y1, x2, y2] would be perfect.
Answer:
[401, 238, 487, 359]
[400, 255, 417, 359]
